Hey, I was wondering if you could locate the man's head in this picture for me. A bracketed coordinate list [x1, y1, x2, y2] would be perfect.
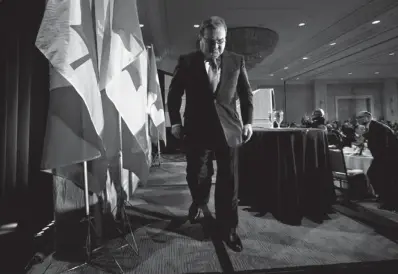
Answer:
[355, 124, 366, 135]
[312, 108, 325, 119]
[198, 16, 227, 59]
[356, 111, 372, 126]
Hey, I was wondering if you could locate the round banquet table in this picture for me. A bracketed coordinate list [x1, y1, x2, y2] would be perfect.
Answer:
[343, 147, 373, 174]
[238, 127, 336, 223]
[343, 148, 374, 196]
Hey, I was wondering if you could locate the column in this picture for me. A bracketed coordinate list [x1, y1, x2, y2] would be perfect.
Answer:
[382, 79, 398, 122]
[314, 80, 328, 119]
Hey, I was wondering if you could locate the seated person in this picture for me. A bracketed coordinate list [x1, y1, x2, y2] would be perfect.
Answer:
[340, 124, 356, 148]
[301, 115, 312, 128]
[311, 108, 326, 127]
[307, 108, 327, 131]
[326, 124, 343, 147]
[331, 120, 340, 130]
[352, 124, 366, 146]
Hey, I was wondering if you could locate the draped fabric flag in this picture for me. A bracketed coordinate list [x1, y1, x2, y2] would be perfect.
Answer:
[36, 0, 150, 191]
[147, 46, 167, 146]
[97, 0, 151, 184]
[36, 0, 106, 193]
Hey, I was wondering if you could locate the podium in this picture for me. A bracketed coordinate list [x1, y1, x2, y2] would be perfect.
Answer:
[237, 88, 275, 128]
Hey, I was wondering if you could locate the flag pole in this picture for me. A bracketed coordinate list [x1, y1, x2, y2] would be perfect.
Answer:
[82, 161, 93, 259]
[157, 131, 161, 166]
[116, 112, 139, 255]
[64, 161, 112, 273]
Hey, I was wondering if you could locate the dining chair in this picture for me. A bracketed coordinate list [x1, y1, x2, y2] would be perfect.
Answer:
[328, 148, 366, 201]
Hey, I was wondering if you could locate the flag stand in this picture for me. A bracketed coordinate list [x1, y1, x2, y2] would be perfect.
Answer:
[157, 131, 162, 166]
[112, 113, 139, 255]
[64, 115, 139, 273]
[64, 161, 123, 273]
[151, 131, 162, 167]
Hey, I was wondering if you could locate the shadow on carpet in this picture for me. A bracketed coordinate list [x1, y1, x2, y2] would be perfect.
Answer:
[30, 185, 398, 274]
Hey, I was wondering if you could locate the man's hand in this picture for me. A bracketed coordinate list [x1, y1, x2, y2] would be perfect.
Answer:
[171, 124, 183, 139]
[242, 124, 253, 143]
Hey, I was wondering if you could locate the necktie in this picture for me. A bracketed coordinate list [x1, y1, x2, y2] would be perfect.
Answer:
[207, 58, 220, 93]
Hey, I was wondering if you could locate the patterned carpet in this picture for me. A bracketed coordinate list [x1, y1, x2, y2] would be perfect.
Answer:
[159, 154, 186, 163]
[147, 155, 217, 187]
[28, 156, 398, 274]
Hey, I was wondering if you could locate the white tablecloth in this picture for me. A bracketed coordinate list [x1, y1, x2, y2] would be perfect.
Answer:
[342, 147, 375, 195]
[344, 154, 373, 173]
[343, 147, 373, 173]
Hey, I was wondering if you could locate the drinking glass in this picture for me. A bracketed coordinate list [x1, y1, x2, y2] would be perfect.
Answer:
[268, 111, 276, 128]
[275, 110, 284, 128]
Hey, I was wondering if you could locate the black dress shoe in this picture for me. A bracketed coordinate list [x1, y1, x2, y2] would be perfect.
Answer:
[224, 228, 243, 252]
[188, 204, 202, 223]
[379, 203, 397, 212]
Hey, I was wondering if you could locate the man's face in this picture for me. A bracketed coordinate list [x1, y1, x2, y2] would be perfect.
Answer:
[355, 124, 366, 135]
[200, 27, 226, 59]
[356, 114, 369, 125]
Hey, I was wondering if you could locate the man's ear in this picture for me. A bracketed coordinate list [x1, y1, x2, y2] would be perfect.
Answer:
[196, 37, 201, 50]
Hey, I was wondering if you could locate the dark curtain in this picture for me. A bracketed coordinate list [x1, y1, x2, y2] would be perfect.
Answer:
[0, 0, 53, 234]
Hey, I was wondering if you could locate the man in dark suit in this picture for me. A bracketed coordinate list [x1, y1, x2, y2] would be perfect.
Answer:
[167, 16, 253, 252]
[356, 111, 398, 210]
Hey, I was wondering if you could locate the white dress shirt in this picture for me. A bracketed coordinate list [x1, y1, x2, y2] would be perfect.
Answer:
[205, 60, 221, 87]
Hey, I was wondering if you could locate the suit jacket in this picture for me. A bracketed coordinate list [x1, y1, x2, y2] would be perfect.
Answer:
[364, 120, 398, 161]
[167, 50, 253, 148]
[310, 117, 326, 128]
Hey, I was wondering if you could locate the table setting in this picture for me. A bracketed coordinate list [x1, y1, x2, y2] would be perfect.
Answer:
[343, 145, 373, 174]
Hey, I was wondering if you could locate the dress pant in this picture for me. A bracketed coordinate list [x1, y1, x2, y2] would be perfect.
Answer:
[185, 144, 239, 229]
[367, 158, 398, 207]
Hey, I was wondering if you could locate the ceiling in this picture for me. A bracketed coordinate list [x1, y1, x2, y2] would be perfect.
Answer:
[137, 0, 398, 84]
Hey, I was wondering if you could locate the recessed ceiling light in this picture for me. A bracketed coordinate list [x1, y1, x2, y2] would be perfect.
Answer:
[281, 78, 284, 80]
[296, 77, 300, 80]
[284, 66, 288, 70]
[389, 52, 395, 56]
[372, 20, 381, 24]
[302, 57, 309, 60]
[375, 72, 380, 74]
[269, 74, 274, 76]
[329, 42, 336, 46]
[298, 22, 306, 27]
[348, 72, 352, 75]
[193, 24, 200, 28]
[139, 24, 144, 27]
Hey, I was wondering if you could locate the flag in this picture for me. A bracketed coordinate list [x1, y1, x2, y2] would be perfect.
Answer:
[96, 0, 145, 91]
[147, 46, 167, 146]
[99, 0, 151, 184]
[36, 0, 107, 193]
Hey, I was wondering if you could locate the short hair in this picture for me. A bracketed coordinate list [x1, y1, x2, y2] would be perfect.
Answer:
[357, 111, 372, 118]
[313, 108, 325, 117]
[199, 16, 227, 37]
